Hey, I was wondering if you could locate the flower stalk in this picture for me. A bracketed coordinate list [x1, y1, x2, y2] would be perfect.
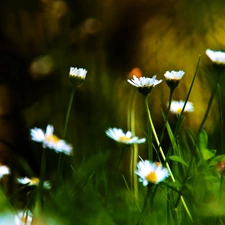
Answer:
[145, 97, 193, 222]
[57, 87, 76, 183]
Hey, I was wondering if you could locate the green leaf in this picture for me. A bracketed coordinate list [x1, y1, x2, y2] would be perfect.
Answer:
[209, 154, 225, 167]
[169, 155, 188, 167]
[201, 149, 216, 161]
[204, 176, 220, 182]
[161, 110, 178, 152]
[198, 130, 216, 161]
[199, 130, 208, 149]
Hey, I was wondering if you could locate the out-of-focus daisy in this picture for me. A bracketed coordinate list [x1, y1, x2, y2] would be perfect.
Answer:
[0, 165, 10, 179]
[106, 128, 146, 144]
[0, 213, 16, 224]
[169, 100, 194, 115]
[17, 177, 51, 189]
[206, 49, 225, 65]
[216, 161, 225, 174]
[69, 67, 87, 86]
[127, 75, 162, 96]
[164, 70, 185, 89]
[15, 210, 33, 225]
[164, 70, 185, 80]
[135, 158, 169, 186]
[30, 124, 73, 155]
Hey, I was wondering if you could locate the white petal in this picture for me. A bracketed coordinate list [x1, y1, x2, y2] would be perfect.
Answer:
[30, 128, 45, 142]
[17, 177, 30, 184]
[46, 124, 54, 135]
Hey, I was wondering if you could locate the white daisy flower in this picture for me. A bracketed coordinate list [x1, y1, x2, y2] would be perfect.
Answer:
[164, 70, 185, 80]
[0, 213, 16, 224]
[128, 75, 162, 88]
[106, 128, 146, 144]
[30, 124, 73, 155]
[135, 158, 169, 186]
[15, 210, 33, 225]
[164, 70, 185, 89]
[206, 49, 225, 65]
[169, 100, 194, 115]
[69, 67, 87, 86]
[17, 177, 51, 189]
[0, 165, 10, 179]
[128, 75, 162, 96]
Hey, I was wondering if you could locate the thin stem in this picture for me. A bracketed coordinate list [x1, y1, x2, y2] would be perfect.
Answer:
[217, 83, 224, 151]
[175, 55, 201, 137]
[37, 148, 46, 209]
[122, 174, 141, 212]
[114, 146, 125, 175]
[136, 184, 152, 225]
[128, 89, 139, 201]
[0, 185, 15, 212]
[145, 98, 193, 222]
[145, 96, 153, 161]
[160, 88, 175, 143]
[63, 87, 76, 139]
[198, 83, 217, 134]
[57, 87, 76, 183]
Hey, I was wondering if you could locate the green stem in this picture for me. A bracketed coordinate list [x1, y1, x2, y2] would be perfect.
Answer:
[128, 90, 139, 201]
[57, 87, 76, 183]
[198, 82, 218, 134]
[37, 148, 46, 209]
[136, 184, 152, 225]
[145, 96, 153, 161]
[145, 98, 193, 223]
[63, 87, 76, 139]
[160, 88, 175, 144]
[114, 146, 125, 175]
[175, 55, 201, 137]
[217, 83, 224, 151]
[0, 185, 15, 212]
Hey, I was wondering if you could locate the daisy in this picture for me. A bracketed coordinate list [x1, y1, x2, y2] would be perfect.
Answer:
[127, 75, 162, 96]
[164, 70, 185, 90]
[30, 124, 73, 155]
[206, 49, 225, 65]
[169, 100, 194, 115]
[106, 128, 146, 144]
[69, 67, 87, 86]
[135, 158, 169, 186]
[164, 70, 185, 80]
[17, 177, 51, 189]
[0, 165, 10, 179]
[15, 210, 33, 225]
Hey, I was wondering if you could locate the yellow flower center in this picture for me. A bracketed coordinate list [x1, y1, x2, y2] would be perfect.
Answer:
[145, 171, 157, 183]
[21, 214, 28, 223]
[176, 107, 182, 114]
[119, 136, 131, 142]
[45, 134, 60, 143]
[30, 177, 40, 185]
